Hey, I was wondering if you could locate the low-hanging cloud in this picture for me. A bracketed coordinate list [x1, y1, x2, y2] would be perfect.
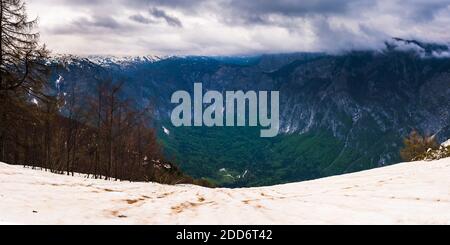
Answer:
[27, 0, 450, 55]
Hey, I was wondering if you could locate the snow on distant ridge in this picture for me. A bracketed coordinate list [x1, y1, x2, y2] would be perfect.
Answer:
[48, 54, 168, 68]
[86, 55, 165, 66]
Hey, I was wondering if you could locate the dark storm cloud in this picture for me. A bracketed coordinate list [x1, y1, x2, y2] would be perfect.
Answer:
[406, 0, 450, 22]
[39, 0, 371, 19]
[34, 0, 450, 24]
[223, 0, 376, 29]
[149, 7, 183, 27]
[51, 15, 130, 35]
[128, 8, 183, 27]
[129, 14, 155, 24]
[309, 16, 389, 51]
[225, 0, 372, 17]
[76, 16, 121, 29]
[126, 0, 208, 10]
[49, 0, 208, 13]
[29, 0, 450, 55]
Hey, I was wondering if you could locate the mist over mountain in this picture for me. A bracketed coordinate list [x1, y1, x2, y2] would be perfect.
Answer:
[46, 41, 450, 187]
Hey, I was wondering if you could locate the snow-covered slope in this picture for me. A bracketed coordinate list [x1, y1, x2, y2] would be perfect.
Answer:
[443, 139, 450, 147]
[1, 158, 449, 225]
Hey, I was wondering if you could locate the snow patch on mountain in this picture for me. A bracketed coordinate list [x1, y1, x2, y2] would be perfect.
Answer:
[162, 126, 170, 135]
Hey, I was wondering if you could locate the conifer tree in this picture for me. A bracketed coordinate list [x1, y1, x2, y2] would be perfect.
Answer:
[0, 0, 49, 162]
[0, 0, 48, 92]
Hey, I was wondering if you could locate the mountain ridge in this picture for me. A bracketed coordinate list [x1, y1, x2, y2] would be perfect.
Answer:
[45, 46, 450, 187]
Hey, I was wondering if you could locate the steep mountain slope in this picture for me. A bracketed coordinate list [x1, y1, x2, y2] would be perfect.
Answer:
[46, 47, 450, 187]
[1, 158, 449, 225]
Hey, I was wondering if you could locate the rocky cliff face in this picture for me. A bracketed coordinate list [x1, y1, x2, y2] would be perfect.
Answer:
[47, 45, 450, 186]
[276, 51, 450, 163]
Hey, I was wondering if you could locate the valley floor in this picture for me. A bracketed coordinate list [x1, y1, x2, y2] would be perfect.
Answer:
[0, 158, 449, 225]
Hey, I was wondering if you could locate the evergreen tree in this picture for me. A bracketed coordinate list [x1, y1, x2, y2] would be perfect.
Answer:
[0, 0, 49, 162]
[0, 0, 48, 92]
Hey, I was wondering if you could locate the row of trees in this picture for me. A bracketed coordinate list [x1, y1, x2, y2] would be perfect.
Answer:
[0, 0, 210, 185]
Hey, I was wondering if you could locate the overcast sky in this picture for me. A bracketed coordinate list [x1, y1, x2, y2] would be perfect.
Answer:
[27, 0, 450, 56]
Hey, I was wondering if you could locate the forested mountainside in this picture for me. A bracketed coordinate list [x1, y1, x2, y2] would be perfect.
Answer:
[47, 41, 450, 187]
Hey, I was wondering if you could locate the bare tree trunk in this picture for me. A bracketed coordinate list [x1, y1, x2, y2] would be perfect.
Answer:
[95, 88, 102, 179]
[0, 132, 5, 163]
[44, 106, 52, 169]
[66, 128, 72, 175]
[108, 94, 114, 180]
[0, 100, 6, 162]
[71, 127, 77, 176]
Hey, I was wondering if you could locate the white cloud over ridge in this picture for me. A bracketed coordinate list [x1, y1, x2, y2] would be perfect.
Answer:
[27, 0, 450, 56]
